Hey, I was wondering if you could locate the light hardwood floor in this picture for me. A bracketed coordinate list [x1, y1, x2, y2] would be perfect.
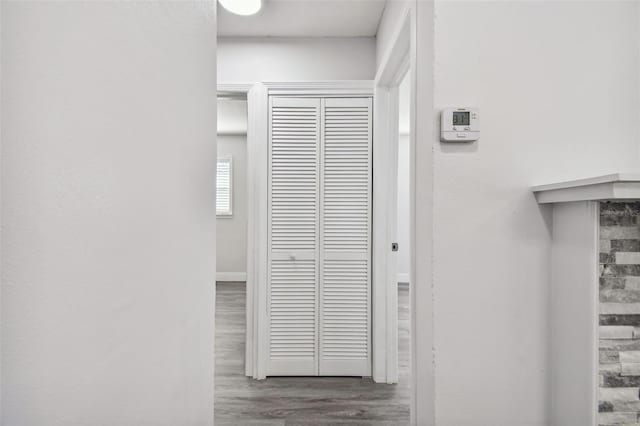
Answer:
[215, 282, 410, 426]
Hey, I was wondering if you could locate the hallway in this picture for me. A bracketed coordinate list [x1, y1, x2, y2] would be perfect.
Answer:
[214, 282, 410, 425]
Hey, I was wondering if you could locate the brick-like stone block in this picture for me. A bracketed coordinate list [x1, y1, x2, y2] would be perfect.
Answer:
[599, 387, 640, 401]
[603, 375, 640, 387]
[601, 277, 627, 290]
[602, 304, 640, 315]
[600, 339, 640, 352]
[602, 239, 613, 253]
[601, 226, 640, 240]
[600, 400, 614, 412]
[601, 201, 640, 216]
[621, 352, 640, 363]
[601, 290, 640, 304]
[602, 252, 616, 264]
[601, 315, 640, 326]
[601, 326, 635, 339]
[613, 400, 640, 412]
[622, 363, 640, 377]
[627, 278, 640, 291]
[618, 252, 640, 265]
[613, 240, 640, 253]
[599, 411, 637, 424]
[602, 363, 623, 374]
[601, 350, 621, 363]
[603, 264, 640, 277]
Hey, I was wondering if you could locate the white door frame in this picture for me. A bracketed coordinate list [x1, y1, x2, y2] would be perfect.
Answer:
[245, 82, 388, 380]
[372, 16, 409, 386]
[222, 7, 437, 410]
[217, 82, 255, 377]
[374, 1, 436, 425]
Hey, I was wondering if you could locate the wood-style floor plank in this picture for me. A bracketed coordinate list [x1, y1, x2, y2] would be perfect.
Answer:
[215, 281, 410, 425]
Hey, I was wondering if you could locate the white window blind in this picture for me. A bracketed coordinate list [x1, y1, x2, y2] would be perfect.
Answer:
[217, 156, 233, 217]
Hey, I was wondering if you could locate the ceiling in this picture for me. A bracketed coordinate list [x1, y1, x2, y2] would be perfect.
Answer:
[217, 0, 387, 38]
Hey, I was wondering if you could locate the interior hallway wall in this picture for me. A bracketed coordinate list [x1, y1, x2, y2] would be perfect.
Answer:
[397, 71, 410, 283]
[432, 2, 640, 425]
[216, 99, 248, 281]
[217, 135, 247, 279]
[396, 134, 410, 283]
[377, 1, 640, 424]
[218, 37, 376, 82]
[1, 3, 217, 424]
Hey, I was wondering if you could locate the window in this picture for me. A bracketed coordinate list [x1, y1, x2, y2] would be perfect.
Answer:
[217, 156, 233, 217]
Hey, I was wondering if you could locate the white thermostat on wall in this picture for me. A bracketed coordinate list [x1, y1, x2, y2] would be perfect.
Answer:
[440, 107, 479, 142]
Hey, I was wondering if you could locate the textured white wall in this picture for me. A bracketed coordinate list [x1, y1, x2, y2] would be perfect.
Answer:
[1, 3, 217, 424]
[218, 37, 376, 83]
[376, 0, 640, 424]
[396, 134, 410, 282]
[396, 70, 411, 282]
[217, 100, 248, 277]
[217, 135, 247, 276]
[217, 99, 248, 135]
[432, 1, 640, 425]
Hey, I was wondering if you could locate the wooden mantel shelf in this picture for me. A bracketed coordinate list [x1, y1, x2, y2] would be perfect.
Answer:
[533, 173, 640, 204]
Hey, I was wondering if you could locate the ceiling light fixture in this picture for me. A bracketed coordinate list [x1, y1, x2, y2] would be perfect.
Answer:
[219, 0, 262, 16]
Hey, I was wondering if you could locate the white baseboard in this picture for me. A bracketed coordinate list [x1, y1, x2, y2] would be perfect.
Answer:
[397, 273, 410, 284]
[216, 272, 247, 282]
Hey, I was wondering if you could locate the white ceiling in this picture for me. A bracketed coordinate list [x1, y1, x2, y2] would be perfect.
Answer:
[217, 0, 387, 38]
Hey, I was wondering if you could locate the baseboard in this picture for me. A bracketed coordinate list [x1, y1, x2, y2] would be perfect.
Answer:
[216, 272, 247, 282]
[397, 273, 410, 284]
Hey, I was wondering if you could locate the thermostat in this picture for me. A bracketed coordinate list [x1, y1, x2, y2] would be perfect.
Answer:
[440, 107, 479, 142]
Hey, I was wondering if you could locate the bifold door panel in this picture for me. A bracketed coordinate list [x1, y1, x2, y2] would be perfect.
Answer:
[319, 98, 372, 376]
[267, 96, 372, 377]
[267, 97, 320, 375]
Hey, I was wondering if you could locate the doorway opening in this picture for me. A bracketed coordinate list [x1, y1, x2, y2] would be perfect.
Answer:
[214, 2, 426, 424]
[215, 90, 250, 405]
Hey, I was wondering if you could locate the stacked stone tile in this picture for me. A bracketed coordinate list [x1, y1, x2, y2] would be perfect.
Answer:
[600, 202, 640, 426]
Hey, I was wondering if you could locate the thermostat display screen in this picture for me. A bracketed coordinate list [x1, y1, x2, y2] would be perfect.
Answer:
[452, 111, 470, 126]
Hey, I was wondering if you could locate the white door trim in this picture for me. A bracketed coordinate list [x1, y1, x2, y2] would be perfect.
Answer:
[217, 82, 258, 378]
[374, 2, 436, 425]
[248, 82, 377, 380]
[372, 4, 410, 386]
[247, 83, 269, 379]
[411, 2, 436, 425]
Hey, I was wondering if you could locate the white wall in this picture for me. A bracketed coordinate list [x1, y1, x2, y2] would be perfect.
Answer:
[218, 37, 376, 83]
[1, 3, 217, 425]
[396, 134, 410, 283]
[218, 98, 248, 135]
[397, 72, 410, 282]
[217, 135, 247, 278]
[432, 1, 640, 425]
[217, 99, 247, 280]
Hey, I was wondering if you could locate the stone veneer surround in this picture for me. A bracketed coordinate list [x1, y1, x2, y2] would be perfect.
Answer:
[599, 201, 640, 426]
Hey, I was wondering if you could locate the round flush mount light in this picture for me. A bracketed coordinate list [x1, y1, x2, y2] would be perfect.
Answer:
[219, 0, 262, 16]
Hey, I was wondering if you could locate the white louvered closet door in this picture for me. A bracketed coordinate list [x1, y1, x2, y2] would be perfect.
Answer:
[267, 97, 321, 376]
[319, 97, 372, 376]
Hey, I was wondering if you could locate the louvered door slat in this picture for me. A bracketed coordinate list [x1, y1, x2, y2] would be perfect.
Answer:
[319, 97, 372, 376]
[267, 97, 320, 376]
